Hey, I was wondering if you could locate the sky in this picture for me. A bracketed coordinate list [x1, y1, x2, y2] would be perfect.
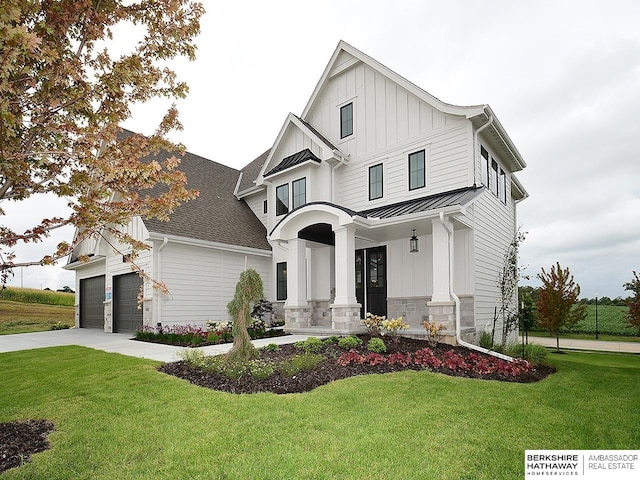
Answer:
[3, 0, 639, 299]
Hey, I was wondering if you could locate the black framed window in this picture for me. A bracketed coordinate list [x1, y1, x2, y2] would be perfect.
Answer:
[490, 159, 499, 197]
[499, 169, 507, 204]
[369, 163, 383, 200]
[340, 102, 353, 139]
[275, 184, 289, 216]
[292, 177, 306, 209]
[481, 146, 489, 187]
[276, 262, 287, 301]
[408, 150, 425, 190]
[263, 200, 267, 214]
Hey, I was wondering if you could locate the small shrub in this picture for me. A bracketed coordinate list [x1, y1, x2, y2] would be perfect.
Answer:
[323, 336, 340, 345]
[177, 348, 208, 368]
[367, 337, 387, 353]
[263, 343, 281, 352]
[300, 337, 324, 354]
[380, 317, 409, 343]
[362, 312, 385, 335]
[246, 359, 275, 380]
[207, 332, 220, 343]
[279, 353, 325, 377]
[506, 343, 548, 364]
[338, 335, 363, 350]
[422, 321, 444, 347]
[479, 331, 493, 350]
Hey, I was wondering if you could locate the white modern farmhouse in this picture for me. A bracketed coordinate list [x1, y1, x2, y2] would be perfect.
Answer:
[66, 41, 527, 345]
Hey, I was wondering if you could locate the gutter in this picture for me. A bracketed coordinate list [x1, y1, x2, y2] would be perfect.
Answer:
[437, 212, 513, 362]
[473, 109, 493, 184]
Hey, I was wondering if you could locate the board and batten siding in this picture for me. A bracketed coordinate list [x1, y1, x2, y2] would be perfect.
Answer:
[335, 122, 471, 211]
[156, 241, 271, 326]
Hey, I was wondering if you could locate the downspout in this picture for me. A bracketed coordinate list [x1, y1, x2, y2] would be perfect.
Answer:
[473, 110, 493, 184]
[438, 212, 513, 361]
[156, 237, 169, 326]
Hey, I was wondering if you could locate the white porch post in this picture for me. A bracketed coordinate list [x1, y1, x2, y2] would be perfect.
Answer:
[330, 225, 361, 332]
[332, 226, 358, 306]
[430, 217, 452, 302]
[428, 216, 456, 338]
[285, 238, 307, 307]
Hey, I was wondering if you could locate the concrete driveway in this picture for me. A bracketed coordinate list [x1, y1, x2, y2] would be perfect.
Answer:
[0, 328, 315, 362]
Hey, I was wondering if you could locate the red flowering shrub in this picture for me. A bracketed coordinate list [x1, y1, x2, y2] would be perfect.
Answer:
[413, 348, 442, 369]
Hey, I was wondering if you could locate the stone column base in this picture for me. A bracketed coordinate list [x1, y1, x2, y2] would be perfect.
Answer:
[330, 304, 362, 332]
[284, 305, 312, 330]
[426, 300, 456, 333]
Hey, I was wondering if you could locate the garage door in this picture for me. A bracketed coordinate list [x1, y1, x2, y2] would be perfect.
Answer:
[113, 273, 143, 333]
[79, 275, 105, 329]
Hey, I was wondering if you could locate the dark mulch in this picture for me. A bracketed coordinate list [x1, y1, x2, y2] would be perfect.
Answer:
[0, 419, 55, 474]
[159, 335, 556, 394]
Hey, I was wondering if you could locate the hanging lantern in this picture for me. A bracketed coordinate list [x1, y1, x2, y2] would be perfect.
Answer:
[409, 229, 419, 253]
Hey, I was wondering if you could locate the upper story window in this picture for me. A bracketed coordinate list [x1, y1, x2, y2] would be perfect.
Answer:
[480, 146, 489, 188]
[340, 102, 353, 139]
[276, 183, 289, 216]
[408, 150, 426, 190]
[292, 177, 306, 209]
[263, 200, 267, 214]
[490, 159, 499, 197]
[499, 169, 507, 204]
[369, 163, 383, 201]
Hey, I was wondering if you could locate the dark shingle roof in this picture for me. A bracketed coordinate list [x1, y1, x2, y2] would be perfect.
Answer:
[237, 149, 270, 194]
[264, 148, 321, 177]
[359, 187, 482, 219]
[125, 133, 270, 251]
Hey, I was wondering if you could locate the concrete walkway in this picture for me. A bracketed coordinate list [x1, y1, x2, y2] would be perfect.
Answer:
[526, 335, 640, 354]
[0, 328, 319, 362]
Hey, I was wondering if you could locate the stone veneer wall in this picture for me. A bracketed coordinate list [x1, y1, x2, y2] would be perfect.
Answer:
[310, 300, 331, 327]
[387, 296, 430, 327]
[389, 295, 475, 337]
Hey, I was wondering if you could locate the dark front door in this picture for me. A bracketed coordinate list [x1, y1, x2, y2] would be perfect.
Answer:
[355, 246, 387, 318]
[113, 273, 143, 333]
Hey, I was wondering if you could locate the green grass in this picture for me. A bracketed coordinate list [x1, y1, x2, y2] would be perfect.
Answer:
[0, 287, 75, 306]
[0, 300, 75, 335]
[1, 347, 638, 479]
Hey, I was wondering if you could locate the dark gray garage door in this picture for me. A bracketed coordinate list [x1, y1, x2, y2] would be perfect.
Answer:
[79, 275, 105, 329]
[113, 273, 143, 333]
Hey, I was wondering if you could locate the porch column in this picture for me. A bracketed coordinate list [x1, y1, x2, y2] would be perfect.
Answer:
[332, 226, 358, 306]
[285, 238, 307, 307]
[431, 217, 452, 303]
[331, 225, 361, 332]
[284, 237, 312, 330]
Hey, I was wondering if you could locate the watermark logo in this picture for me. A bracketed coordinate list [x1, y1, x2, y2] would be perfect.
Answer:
[525, 450, 639, 479]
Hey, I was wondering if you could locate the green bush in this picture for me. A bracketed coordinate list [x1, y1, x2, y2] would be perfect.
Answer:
[323, 336, 340, 345]
[338, 336, 363, 350]
[506, 343, 548, 364]
[367, 337, 387, 353]
[278, 353, 325, 377]
[246, 360, 275, 380]
[177, 348, 209, 368]
[263, 343, 281, 352]
[295, 337, 324, 354]
[479, 331, 493, 350]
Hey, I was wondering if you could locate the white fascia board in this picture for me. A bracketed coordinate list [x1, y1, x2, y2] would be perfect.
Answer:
[366, 205, 464, 230]
[511, 174, 529, 200]
[479, 106, 527, 171]
[63, 255, 106, 271]
[302, 40, 484, 120]
[256, 113, 298, 185]
[146, 232, 272, 257]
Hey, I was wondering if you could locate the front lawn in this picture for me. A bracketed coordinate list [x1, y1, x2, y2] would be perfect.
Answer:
[0, 347, 638, 479]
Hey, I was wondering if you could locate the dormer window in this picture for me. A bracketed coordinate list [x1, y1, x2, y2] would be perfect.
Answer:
[340, 102, 353, 138]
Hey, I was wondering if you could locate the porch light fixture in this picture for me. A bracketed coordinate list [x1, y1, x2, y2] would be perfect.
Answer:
[409, 229, 419, 253]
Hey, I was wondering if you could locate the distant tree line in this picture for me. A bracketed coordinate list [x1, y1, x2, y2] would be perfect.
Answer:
[518, 285, 630, 307]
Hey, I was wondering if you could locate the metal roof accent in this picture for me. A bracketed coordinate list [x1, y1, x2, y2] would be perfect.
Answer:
[359, 187, 482, 219]
[264, 148, 321, 177]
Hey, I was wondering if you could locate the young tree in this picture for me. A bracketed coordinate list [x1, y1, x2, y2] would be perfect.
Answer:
[0, 0, 204, 286]
[226, 268, 264, 364]
[493, 229, 526, 350]
[623, 271, 640, 334]
[536, 262, 587, 352]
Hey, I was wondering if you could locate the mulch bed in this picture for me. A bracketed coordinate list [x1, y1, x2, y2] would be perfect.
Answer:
[0, 419, 55, 474]
[159, 335, 556, 394]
